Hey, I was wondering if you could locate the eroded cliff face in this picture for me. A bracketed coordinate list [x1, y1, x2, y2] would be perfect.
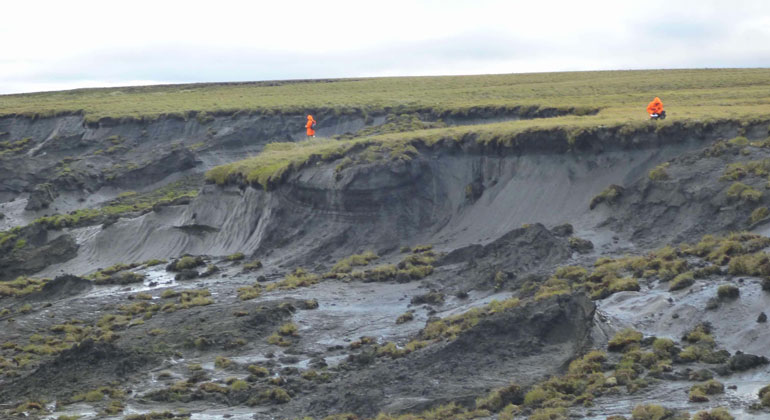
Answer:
[2, 113, 770, 419]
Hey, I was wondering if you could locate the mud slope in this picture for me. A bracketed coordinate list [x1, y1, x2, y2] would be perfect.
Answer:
[38, 120, 768, 277]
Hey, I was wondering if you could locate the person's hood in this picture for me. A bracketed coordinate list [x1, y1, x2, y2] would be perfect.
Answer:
[307, 115, 314, 120]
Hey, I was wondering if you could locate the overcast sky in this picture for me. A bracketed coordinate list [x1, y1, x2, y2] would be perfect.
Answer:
[1, 0, 769, 94]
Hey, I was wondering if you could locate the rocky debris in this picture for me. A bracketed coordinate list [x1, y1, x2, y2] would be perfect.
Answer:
[24, 183, 58, 210]
[727, 352, 769, 372]
[758, 312, 767, 323]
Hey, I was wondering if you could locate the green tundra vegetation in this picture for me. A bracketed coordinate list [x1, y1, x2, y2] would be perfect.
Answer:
[193, 69, 770, 188]
[529, 231, 770, 301]
[2, 69, 768, 122]
[2, 69, 769, 189]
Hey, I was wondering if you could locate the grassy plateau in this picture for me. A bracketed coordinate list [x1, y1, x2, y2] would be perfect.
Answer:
[2, 69, 769, 189]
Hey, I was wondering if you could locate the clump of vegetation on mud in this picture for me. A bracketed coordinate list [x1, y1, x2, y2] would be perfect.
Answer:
[0, 276, 51, 298]
[166, 255, 206, 272]
[528, 231, 770, 300]
[590, 184, 624, 209]
[326, 251, 379, 275]
[342, 247, 436, 283]
[648, 162, 670, 181]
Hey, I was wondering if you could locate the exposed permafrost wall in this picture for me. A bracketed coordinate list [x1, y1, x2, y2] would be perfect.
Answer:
[36, 119, 770, 276]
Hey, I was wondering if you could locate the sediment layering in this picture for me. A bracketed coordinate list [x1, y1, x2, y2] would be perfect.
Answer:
[1, 70, 770, 420]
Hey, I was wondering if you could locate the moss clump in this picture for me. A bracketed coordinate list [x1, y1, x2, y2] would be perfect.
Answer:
[14, 401, 47, 414]
[648, 163, 670, 181]
[608, 328, 643, 352]
[590, 184, 624, 209]
[237, 283, 262, 301]
[167, 255, 205, 271]
[720, 159, 770, 181]
[683, 324, 715, 345]
[728, 136, 750, 147]
[757, 384, 770, 407]
[396, 312, 414, 324]
[214, 356, 232, 369]
[93, 270, 145, 285]
[751, 206, 769, 223]
[267, 333, 291, 347]
[726, 251, 770, 276]
[225, 252, 245, 262]
[475, 383, 522, 412]
[160, 289, 213, 312]
[690, 379, 725, 400]
[124, 412, 181, 420]
[630, 404, 684, 420]
[717, 284, 739, 300]
[410, 291, 445, 305]
[199, 381, 229, 393]
[372, 402, 490, 420]
[529, 407, 567, 420]
[668, 271, 695, 291]
[242, 260, 262, 271]
[0, 276, 50, 298]
[277, 322, 299, 336]
[301, 298, 319, 309]
[344, 248, 435, 283]
[230, 379, 249, 392]
[692, 407, 734, 420]
[534, 266, 586, 300]
[329, 251, 378, 274]
[726, 182, 762, 202]
[247, 364, 269, 377]
[254, 387, 291, 404]
[265, 268, 320, 291]
[142, 258, 167, 267]
[652, 338, 675, 357]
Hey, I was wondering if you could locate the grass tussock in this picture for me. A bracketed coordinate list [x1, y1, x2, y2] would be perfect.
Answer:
[265, 268, 320, 291]
[328, 251, 379, 274]
[0, 276, 50, 298]
[589, 184, 624, 210]
[648, 163, 670, 181]
[726, 182, 762, 202]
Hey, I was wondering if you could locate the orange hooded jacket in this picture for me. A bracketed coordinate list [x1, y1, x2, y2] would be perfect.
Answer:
[306, 115, 316, 136]
[646, 97, 663, 115]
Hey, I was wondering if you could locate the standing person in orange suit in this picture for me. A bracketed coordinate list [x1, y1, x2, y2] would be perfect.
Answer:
[646, 97, 666, 120]
[306, 114, 317, 138]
